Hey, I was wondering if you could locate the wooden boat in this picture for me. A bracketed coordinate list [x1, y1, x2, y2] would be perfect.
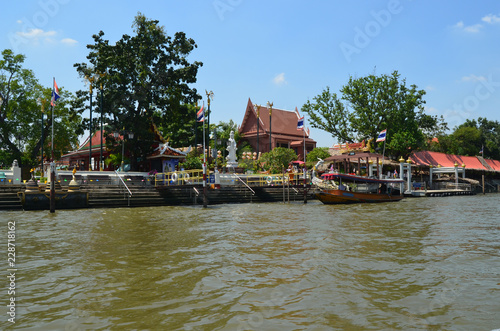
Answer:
[315, 173, 404, 204]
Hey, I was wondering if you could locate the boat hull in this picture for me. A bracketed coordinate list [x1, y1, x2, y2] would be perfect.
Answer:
[316, 189, 404, 204]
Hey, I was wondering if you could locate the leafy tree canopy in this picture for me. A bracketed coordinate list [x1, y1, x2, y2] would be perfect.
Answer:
[74, 13, 203, 171]
[0, 49, 83, 168]
[260, 147, 297, 174]
[306, 147, 330, 163]
[433, 117, 500, 159]
[158, 103, 203, 147]
[302, 70, 447, 159]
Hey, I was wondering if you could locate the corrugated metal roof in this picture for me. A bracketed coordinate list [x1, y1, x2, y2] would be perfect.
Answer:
[485, 159, 500, 171]
[410, 151, 488, 171]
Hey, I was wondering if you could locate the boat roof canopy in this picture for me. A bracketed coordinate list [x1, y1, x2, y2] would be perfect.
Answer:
[321, 173, 404, 183]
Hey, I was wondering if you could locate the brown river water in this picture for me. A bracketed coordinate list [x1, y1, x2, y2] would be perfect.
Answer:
[1, 194, 500, 330]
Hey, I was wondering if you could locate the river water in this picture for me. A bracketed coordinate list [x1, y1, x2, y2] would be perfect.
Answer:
[1, 194, 500, 330]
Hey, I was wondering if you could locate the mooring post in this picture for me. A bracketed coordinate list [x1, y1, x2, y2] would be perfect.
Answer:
[203, 163, 207, 207]
[303, 166, 307, 204]
[482, 173, 485, 195]
[283, 169, 285, 203]
[50, 161, 55, 213]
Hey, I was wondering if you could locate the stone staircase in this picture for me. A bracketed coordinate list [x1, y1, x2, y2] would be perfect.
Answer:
[0, 185, 23, 210]
[83, 184, 167, 208]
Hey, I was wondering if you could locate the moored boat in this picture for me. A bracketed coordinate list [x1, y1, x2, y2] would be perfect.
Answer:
[315, 173, 404, 204]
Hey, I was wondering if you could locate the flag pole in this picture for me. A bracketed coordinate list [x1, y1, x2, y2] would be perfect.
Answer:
[202, 101, 207, 208]
[481, 144, 485, 195]
[303, 115, 307, 204]
[303, 115, 306, 162]
[381, 130, 387, 178]
[50, 77, 56, 213]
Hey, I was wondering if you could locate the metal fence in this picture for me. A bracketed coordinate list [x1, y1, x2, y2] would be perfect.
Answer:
[154, 170, 309, 187]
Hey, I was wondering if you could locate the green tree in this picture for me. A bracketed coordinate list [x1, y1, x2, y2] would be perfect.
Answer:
[181, 149, 202, 170]
[468, 118, 500, 160]
[302, 71, 445, 159]
[437, 118, 500, 159]
[158, 103, 203, 147]
[260, 147, 297, 174]
[451, 126, 482, 156]
[0, 49, 40, 166]
[74, 13, 203, 171]
[306, 147, 330, 163]
[0, 49, 83, 167]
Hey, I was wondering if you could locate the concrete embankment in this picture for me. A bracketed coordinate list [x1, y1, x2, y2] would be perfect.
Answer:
[0, 184, 315, 211]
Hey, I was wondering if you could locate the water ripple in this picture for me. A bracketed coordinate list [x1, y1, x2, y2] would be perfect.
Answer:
[1, 195, 499, 330]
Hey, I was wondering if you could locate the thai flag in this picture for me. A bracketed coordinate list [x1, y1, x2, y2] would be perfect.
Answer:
[297, 116, 304, 130]
[196, 105, 204, 122]
[479, 145, 484, 154]
[51, 80, 60, 106]
[376, 129, 387, 142]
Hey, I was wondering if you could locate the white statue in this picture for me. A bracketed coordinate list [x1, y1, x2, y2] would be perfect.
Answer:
[313, 157, 325, 179]
[226, 130, 238, 169]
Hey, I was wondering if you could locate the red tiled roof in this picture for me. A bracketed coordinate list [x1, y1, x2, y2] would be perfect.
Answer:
[410, 151, 488, 171]
[485, 159, 500, 171]
[79, 130, 113, 150]
[240, 98, 313, 139]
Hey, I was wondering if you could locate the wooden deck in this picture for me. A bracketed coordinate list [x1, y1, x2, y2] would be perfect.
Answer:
[409, 189, 476, 197]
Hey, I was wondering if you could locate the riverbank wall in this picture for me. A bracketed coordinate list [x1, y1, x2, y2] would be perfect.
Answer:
[0, 184, 315, 211]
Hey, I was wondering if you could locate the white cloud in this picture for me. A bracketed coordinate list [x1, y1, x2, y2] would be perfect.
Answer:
[464, 24, 482, 33]
[452, 21, 482, 33]
[273, 72, 287, 86]
[453, 14, 500, 33]
[61, 38, 78, 46]
[460, 74, 486, 82]
[482, 14, 500, 24]
[17, 28, 57, 39]
[15, 28, 77, 47]
[425, 106, 439, 114]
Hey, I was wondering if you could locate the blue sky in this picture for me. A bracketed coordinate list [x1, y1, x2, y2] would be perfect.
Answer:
[1, 0, 500, 148]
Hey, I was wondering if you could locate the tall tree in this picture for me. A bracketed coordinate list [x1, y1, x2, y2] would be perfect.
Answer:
[158, 103, 202, 147]
[0, 49, 83, 167]
[0, 49, 39, 166]
[302, 71, 445, 159]
[437, 118, 500, 159]
[74, 13, 203, 171]
[474, 117, 500, 160]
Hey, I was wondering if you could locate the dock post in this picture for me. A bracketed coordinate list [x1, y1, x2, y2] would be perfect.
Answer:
[203, 163, 207, 207]
[303, 167, 307, 204]
[482, 173, 485, 195]
[283, 170, 285, 203]
[49, 161, 55, 213]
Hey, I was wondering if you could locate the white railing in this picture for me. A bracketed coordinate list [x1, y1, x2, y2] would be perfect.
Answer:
[432, 182, 472, 191]
[115, 170, 132, 205]
[233, 173, 255, 195]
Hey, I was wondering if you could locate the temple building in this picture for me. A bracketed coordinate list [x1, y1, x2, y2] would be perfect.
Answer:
[60, 128, 186, 173]
[238, 98, 316, 160]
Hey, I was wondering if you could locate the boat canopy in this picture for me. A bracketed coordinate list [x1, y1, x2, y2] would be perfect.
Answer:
[321, 173, 404, 183]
